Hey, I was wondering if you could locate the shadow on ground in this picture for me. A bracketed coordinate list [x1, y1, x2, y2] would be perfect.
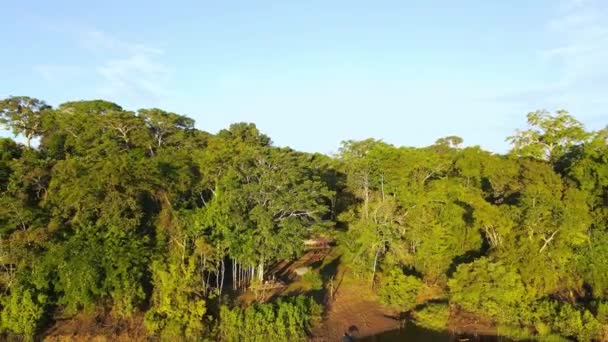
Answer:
[360, 324, 512, 342]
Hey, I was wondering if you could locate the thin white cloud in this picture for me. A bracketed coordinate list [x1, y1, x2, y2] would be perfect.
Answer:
[97, 53, 169, 101]
[34, 28, 169, 107]
[78, 29, 164, 56]
[34, 65, 85, 82]
[562, 0, 588, 11]
[491, 0, 608, 122]
[543, 0, 608, 83]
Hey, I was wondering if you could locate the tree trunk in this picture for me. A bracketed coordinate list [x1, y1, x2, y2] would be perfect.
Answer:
[215, 262, 220, 290]
[219, 259, 225, 295]
[371, 247, 380, 289]
[232, 259, 236, 291]
[381, 174, 385, 202]
[258, 259, 264, 282]
[364, 174, 370, 219]
[201, 254, 206, 294]
[249, 265, 253, 286]
[238, 262, 242, 289]
[205, 270, 211, 296]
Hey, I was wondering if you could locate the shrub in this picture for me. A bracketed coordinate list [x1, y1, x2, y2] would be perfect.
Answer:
[378, 269, 423, 311]
[0, 286, 46, 340]
[553, 304, 600, 342]
[448, 258, 530, 324]
[218, 295, 321, 342]
[413, 303, 450, 331]
[530, 300, 602, 342]
[301, 271, 323, 291]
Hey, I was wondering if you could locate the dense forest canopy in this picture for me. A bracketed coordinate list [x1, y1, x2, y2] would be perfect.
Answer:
[0, 96, 607, 341]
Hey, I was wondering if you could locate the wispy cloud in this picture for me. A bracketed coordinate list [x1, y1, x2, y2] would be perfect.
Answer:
[77, 30, 162, 56]
[35, 65, 85, 83]
[491, 0, 608, 123]
[543, 0, 608, 82]
[34, 29, 169, 107]
[82, 30, 169, 103]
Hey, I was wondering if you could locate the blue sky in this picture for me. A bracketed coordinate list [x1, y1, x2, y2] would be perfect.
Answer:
[1, 0, 606, 154]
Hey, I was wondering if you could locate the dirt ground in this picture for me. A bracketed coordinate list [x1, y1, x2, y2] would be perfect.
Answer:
[310, 268, 402, 342]
[42, 310, 148, 342]
[40, 250, 501, 342]
[42, 250, 406, 342]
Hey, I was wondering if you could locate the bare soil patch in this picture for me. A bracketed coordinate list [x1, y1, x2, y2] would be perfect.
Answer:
[42, 310, 147, 342]
[311, 268, 401, 341]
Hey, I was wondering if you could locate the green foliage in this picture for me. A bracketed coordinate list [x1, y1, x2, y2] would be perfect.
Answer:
[1, 96, 606, 341]
[0, 96, 51, 147]
[0, 286, 46, 339]
[578, 231, 608, 298]
[301, 271, 323, 291]
[507, 110, 590, 162]
[448, 258, 530, 324]
[413, 303, 450, 331]
[144, 258, 207, 340]
[0, 138, 21, 190]
[218, 296, 321, 342]
[553, 306, 600, 342]
[597, 301, 608, 324]
[530, 301, 602, 342]
[378, 269, 422, 311]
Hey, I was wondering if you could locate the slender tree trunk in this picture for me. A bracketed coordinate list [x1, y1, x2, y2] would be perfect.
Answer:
[364, 174, 370, 219]
[201, 254, 206, 294]
[540, 230, 559, 253]
[220, 259, 225, 295]
[181, 237, 186, 264]
[371, 247, 380, 289]
[258, 259, 264, 282]
[215, 262, 220, 290]
[251, 265, 254, 286]
[381, 174, 385, 202]
[205, 270, 211, 296]
[232, 259, 236, 291]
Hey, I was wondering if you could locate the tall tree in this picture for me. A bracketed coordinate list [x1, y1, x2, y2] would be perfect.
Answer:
[507, 110, 590, 163]
[0, 97, 51, 148]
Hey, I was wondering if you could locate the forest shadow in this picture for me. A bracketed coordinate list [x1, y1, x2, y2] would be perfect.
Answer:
[446, 247, 487, 278]
[359, 324, 449, 342]
[444, 200, 489, 277]
[360, 325, 506, 342]
[320, 255, 341, 282]
[310, 255, 343, 302]
[481, 177, 521, 205]
[402, 265, 424, 278]
[279, 255, 344, 316]
[411, 298, 449, 313]
[266, 254, 343, 309]
[455, 200, 475, 226]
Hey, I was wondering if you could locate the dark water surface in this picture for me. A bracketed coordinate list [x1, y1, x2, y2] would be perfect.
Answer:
[360, 324, 512, 342]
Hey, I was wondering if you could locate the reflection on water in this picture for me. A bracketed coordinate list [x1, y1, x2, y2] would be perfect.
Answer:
[360, 324, 513, 342]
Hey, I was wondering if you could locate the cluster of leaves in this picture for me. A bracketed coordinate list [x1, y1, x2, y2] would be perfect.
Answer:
[300, 271, 324, 291]
[217, 296, 321, 342]
[377, 268, 422, 311]
[1, 96, 607, 341]
[337, 110, 608, 340]
[0, 97, 334, 340]
[413, 303, 450, 331]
